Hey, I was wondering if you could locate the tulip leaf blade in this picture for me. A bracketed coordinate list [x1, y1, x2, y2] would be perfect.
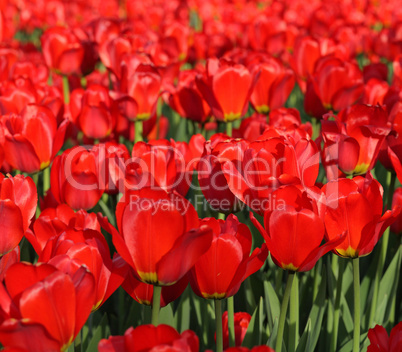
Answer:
[85, 313, 110, 352]
[374, 245, 401, 327]
[303, 265, 327, 352]
[263, 280, 281, 332]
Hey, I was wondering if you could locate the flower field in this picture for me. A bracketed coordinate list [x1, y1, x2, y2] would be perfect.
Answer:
[0, 0, 401, 351]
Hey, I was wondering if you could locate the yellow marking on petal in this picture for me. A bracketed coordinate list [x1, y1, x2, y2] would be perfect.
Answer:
[202, 292, 226, 299]
[323, 103, 332, 110]
[256, 105, 270, 114]
[40, 161, 50, 170]
[136, 112, 151, 121]
[224, 112, 242, 122]
[138, 271, 158, 285]
[352, 163, 370, 176]
[281, 263, 298, 272]
[336, 246, 358, 258]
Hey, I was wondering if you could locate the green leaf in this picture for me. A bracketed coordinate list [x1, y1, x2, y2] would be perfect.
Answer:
[175, 285, 191, 332]
[302, 265, 327, 352]
[338, 332, 368, 352]
[85, 313, 110, 352]
[295, 320, 310, 352]
[242, 302, 260, 348]
[264, 281, 281, 332]
[374, 245, 401, 326]
[159, 303, 176, 328]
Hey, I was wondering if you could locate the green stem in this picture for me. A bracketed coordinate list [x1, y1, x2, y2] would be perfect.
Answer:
[215, 299, 223, 352]
[275, 269, 283, 294]
[275, 271, 295, 352]
[352, 258, 361, 352]
[227, 296, 235, 347]
[368, 171, 396, 328]
[32, 173, 40, 218]
[331, 257, 346, 352]
[289, 273, 299, 352]
[151, 285, 162, 326]
[62, 75, 70, 104]
[134, 120, 143, 143]
[43, 166, 50, 193]
[226, 121, 233, 137]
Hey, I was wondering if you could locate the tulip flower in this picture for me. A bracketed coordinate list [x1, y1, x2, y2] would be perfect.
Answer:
[169, 69, 211, 124]
[38, 228, 128, 310]
[0, 78, 38, 115]
[1, 105, 69, 173]
[50, 146, 104, 210]
[248, 55, 295, 114]
[323, 173, 399, 258]
[0, 246, 19, 281]
[198, 135, 249, 213]
[122, 268, 188, 307]
[196, 58, 254, 122]
[304, 55, 363, 117]
[367, 322, 402, 352]
[69, 84, 119, 139]
[391, 188, 402, 234]
[221, 311, 251, 349]
[26, 204, 100, 256]
[222, 129, 319, 215]
[224, 347, 275, 352]
[41, 26, 84, 76]
[100, 187, 212, 287]
[320, 105, 389, 179]
[125, 139, 193, 196]
[251, 186, 344, 272]
[189, 214, 267, 299]
[0, 174, 37, 256]
[118, 63, 162, 122]
[0, 262, 95, 352]
[98, 324, 199, 352]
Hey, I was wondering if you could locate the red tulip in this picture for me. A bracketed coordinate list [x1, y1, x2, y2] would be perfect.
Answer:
[50, 146, 104, 210]
[41, 26, 84, 76]
[224, 347, 275, 352]
[1, 105, 69, 173]
[100, 188, 213, 286]
[323, 173, 400, 258]
[118, 63, 161, 121]
[189, 215, 268, 299]
[39, 228, 128, 310]
[248, 55, 295, 114]
[391, 188, 402, 234]
[95, 142, 129, 195]
[69, 84, 118, 139]
[98, 324, 199, 352]
[0, 174, 37, 256]
[367, 322, 402, 352]
[122, 268, 188, 307]
[26, 204, 100, 256]
[221, 129, 319, 215]
[169, 69, 210, 124]
[0, 262, 95, 352]
[196, 58, 254, 122]
[238, 113, 268, 142]
[221, 311, 251, 349]
[304, 55, 363, 117]
[198, 135, 249, 213]
[0, 247, 19, 282]
[126, 139, 193, 196]
[320, 104, 390, 177]
[251, 185, 344, 271]
[0, 78, 38, 115]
